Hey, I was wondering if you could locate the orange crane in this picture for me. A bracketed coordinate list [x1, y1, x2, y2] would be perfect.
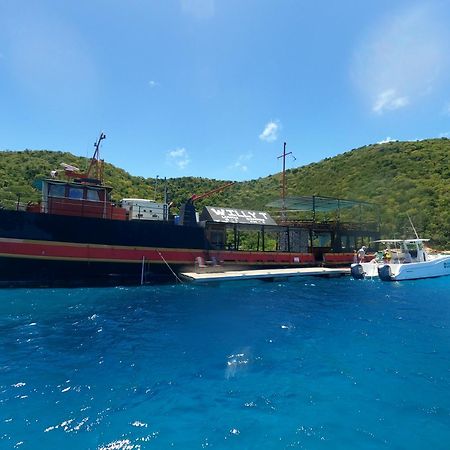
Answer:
[60, 133, 106, 184]
[179, 182, 235, 226]
[189, 182, 235, 202]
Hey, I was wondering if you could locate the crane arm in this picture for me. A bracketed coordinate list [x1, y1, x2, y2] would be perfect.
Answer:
[190, 182, 235, 202]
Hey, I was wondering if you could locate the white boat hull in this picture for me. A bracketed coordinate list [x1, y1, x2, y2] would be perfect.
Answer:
[351, 238, 450, 282]
[351, 261, 380, 279]
[377, 255, 450, 281]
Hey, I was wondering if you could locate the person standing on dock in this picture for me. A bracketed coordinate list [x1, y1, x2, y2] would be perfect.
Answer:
[357, 246, 366, 263]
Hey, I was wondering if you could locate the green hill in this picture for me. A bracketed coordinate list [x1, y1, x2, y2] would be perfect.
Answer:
[1, 138, 450, 247]
[0, 149, 231, 208]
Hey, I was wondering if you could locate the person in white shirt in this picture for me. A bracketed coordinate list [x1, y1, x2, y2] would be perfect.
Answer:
[357, 246, 366, 263]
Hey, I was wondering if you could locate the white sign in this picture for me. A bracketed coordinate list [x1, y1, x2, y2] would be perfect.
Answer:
[204, 207, 277, 225]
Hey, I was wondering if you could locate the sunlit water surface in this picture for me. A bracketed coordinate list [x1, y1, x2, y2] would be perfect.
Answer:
[0, 277, 449, 449]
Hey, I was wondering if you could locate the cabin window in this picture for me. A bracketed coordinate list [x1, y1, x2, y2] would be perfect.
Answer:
[86, 188, 101, 201]
[68, 186, 84, 200]
[48, 184, 65, 198]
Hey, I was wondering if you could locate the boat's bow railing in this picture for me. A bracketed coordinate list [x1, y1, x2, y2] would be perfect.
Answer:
[0, 194, 39, 212]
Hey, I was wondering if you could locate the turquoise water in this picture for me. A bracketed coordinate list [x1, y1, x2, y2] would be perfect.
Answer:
[0, 277, 449, 449]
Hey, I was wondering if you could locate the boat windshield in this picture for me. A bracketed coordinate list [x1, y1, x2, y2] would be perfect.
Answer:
[406, 242, 421, 251]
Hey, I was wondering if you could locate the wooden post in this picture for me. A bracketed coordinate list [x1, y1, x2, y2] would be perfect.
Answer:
[140, 256, 145, 285]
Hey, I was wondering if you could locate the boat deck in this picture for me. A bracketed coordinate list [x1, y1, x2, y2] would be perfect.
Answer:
[180, 266, 350, 283]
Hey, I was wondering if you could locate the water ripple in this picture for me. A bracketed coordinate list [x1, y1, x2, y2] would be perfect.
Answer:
[0, 279, 449, 448]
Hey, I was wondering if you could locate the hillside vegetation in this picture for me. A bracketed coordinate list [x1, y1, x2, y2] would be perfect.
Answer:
[1, 138, 450, 246]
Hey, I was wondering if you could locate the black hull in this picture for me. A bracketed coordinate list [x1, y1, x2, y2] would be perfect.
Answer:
[0, 209, 206, 287]
[0, 209, 207, 248]
[0, 209, 319, 287]
[0, 256, 183, 288]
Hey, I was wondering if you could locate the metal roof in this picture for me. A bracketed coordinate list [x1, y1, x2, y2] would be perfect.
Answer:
[39, 178, 113, 190]
[373, 239, 430, 243]
[266, 196, 373, 212]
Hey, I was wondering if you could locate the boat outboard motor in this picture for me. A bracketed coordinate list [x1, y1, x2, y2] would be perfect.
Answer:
[378, 264, 393, 281]
[351, 264, 365, 280]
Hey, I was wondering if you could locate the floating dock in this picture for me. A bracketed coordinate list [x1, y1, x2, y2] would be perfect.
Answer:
[180, 266, 350, 283]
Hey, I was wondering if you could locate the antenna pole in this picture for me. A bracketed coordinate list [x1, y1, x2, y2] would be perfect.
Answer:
[164, 177, 168, 204]
[154, 175, 159, 200]
[277, 142, 293, 222]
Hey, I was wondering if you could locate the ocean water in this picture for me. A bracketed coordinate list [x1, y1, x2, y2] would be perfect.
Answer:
[0, 277, 449, 449]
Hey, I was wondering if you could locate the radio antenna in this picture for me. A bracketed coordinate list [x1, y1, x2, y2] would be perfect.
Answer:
[277, 142, 295, 222]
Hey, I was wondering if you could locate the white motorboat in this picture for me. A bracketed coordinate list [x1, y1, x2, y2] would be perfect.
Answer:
[351, 239, 450, 281]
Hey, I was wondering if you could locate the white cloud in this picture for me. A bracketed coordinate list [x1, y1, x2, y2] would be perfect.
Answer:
[259, 121, 280, 142]
[148, 80, 159, 88]
[439, 132, 449, 138]
[229, 152, 253, 172]
[373, 89, 409, 114]
[180, 0, 215, 19]
[352, 5, 450, 114]
[167, 147, 190, 170]
[377, 137, 395, 144]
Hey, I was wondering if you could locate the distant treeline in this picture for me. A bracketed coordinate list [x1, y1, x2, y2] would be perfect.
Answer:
[1, 138, 449, 247]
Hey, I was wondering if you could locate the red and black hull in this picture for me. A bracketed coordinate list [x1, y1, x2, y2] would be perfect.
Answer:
[0, 210, 317, 287]
[0, 209, 208, 287]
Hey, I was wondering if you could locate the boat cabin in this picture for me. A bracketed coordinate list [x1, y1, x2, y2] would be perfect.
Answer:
[199, 206, 309, 252]
[31, 179, 127, 220]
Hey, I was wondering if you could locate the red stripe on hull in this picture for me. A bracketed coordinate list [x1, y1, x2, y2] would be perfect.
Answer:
[0, 239, 315, 266]
[323, 253, 354, 264]
[0, 240, 203, 263]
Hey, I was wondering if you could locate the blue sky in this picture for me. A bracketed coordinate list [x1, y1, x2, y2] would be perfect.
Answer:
[1, 0, 450, 181]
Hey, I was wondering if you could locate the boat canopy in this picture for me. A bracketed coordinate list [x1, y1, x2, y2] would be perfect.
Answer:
[372, 239, 430, 244]
[266, 195, 374, 212]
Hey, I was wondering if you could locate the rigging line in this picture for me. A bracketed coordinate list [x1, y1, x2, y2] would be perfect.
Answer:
[407, 213, 419, 239]
[156, 249, 183, 284]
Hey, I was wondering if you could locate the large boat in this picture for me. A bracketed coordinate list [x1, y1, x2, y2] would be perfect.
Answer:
[351, 239, 450, 281]
[0, 135, 379, 287]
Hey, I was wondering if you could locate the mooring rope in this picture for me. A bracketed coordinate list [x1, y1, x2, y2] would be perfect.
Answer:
[156, 249, 183, 284]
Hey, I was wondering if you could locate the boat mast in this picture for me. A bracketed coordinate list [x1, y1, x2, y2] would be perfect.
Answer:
[277, 142, 293, 223]
[87, 132, 106, 183]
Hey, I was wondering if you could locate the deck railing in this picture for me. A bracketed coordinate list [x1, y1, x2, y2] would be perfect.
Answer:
[0, 195, 127, 220]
